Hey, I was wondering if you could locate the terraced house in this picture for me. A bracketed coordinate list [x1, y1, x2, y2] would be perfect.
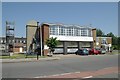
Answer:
[26, 20, 112, 56]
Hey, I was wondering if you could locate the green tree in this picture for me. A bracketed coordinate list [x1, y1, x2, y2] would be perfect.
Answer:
[118, 37, 120, 50]
[106, 32, 114, 37]
[46, 37, 59, 56]
[107, 32, 118, 45]
[96, 29, 104, 37]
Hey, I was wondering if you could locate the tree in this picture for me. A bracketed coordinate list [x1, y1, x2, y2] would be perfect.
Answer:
[118, 37, 120, 50]
[107, 32, 118, 45]
[106, 32, 114, 37]
[46, 37, 59, 56]
[96, 29, 104, 37]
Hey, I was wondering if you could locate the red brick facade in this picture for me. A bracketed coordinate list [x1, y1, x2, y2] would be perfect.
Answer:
[92, 28, 97, 48]
[41, 24, 49, 56]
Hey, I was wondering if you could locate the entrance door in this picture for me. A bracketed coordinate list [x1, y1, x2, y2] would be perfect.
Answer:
[19, 47, 23, 52]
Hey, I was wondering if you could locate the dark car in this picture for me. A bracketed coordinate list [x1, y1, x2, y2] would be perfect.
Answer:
[89, 48, 101, 55]
[75, 48, 89, 55]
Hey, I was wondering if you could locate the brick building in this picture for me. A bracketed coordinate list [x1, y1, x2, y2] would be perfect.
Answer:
[26, 20, 112, 56]
[0, 37, 26, 53]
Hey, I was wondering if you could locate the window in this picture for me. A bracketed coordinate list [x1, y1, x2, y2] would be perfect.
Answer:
[12, 40, 14, 43]
[74, 28, 80, 36]
[16, 40, 18, 43]
[81, 28, 87, 36]
[96, 38, 99, 42]
[81, 42, 91, 48]
[18, 40, 20, 43]
[77, 29, 81, 36]
[66, 27, 74, 36]
[88, 29, 92, 37]
[24, 40, 26, 43]
[50, 25, 58, 35]
[67, 42, 77, 47]
[56, 41, 63, 47]
[74, 28, 77, 36]
[3, 40, 6, 43]
[101, 38, 107, 44]
[9, 40, 11, 43]
[49, 24, 92, 37]
[15, 40, 16, 43]
[22, 40, 24, 43]
[4, 40, 6, 43]
[1, 40, 3, 43]
[59, 26, 65, 35]
[20, 40, 22, 43]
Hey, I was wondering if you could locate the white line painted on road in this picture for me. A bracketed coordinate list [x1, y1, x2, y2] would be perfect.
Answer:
[75, 72, 81, 73]
[34, 75, 47, 78]
[34, 71, 81, 78]
[82, 76, 93, 78]
[60, 73, 71, 75]
[51, 74, 61, 76]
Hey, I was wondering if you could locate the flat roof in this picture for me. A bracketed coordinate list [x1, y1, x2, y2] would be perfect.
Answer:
[41, 22, 94, 29]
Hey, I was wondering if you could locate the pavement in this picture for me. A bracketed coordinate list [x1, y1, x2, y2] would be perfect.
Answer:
[1, 53, 119, 63]
[1, 56, 60, 63]
[1, 54, 79, 63]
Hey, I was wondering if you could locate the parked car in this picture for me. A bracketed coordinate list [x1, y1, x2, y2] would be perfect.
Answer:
[75, 48, 89, 55]
[100, 48, 106, 54]
[89, 48, 101, 55]
[95, 48, 106, 54]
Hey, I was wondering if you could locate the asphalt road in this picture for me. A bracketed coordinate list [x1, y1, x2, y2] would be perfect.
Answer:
[2, 54, 118, 78]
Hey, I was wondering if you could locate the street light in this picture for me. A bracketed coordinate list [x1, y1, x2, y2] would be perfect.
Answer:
[37, 22, 42, 57]
[40, 24, 43, 56]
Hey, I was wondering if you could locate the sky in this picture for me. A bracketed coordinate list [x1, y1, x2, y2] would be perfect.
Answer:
[2, 2, 118, 37]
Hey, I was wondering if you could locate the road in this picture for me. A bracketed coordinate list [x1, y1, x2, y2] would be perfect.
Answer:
[2, 54, 119, 78]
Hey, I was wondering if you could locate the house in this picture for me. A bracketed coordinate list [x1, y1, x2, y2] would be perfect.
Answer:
[0, 37, 26, 54]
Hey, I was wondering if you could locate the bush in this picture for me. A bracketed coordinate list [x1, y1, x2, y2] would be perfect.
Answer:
[112, 45, 120, 50]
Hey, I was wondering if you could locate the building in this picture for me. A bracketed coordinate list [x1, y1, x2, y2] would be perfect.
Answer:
[42, 23, 94, 55]
[0, 37, 26, 54]
[96, 37, 112, 51]
[26, 20, 112, 56]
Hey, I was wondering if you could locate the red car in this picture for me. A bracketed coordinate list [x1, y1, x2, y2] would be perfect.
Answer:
[89, 48, 101, 55]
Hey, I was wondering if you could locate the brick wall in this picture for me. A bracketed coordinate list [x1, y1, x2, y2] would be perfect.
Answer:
[13, 47, 23, 53]
[92, 28, 96, 48]
[107, 37, 112, 44]
[41, 24, 49, 56]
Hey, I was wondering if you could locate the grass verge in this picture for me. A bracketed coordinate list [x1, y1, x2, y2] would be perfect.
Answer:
[107, 50, 120, 55]
[0, 53, 47, 59]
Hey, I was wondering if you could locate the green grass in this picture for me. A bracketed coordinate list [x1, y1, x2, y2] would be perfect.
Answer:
[0, 54, 47, 59]
[108, 50, 120, 54]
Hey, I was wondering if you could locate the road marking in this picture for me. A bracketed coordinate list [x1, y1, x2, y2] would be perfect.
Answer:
[34, 75, 47, 78]
[34, 71, 80, 78]
[75, 72, 81, 73]
[51, 74, 61, 76]
[60, 73, 71, 75]
[82, 76, 93, 78]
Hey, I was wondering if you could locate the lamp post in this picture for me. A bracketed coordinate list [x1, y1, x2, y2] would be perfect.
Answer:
[37, 22, 42, 57]
[37, 22, 39, 60]
[40, 24, 43, 56]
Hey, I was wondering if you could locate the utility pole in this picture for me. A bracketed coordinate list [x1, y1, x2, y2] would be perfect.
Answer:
[40, 24, 43, 56]
[37, 22, 39, 60]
